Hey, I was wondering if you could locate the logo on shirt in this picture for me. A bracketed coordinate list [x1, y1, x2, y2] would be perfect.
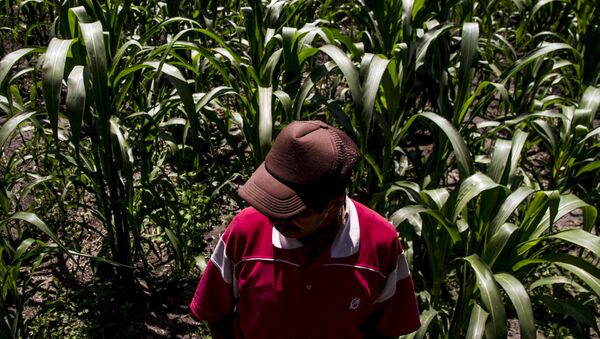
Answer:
[349, 297, 360, 310]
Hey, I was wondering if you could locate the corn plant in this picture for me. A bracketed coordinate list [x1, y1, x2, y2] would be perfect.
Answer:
[314, 0, 505, 210]
[390, 123, 599, 338]
[0, 109, 77, 337]
[573, 0, 600, 86]
[510, 86, 600, 197]
[0, 236, 46, 338]
[31, 3, 229, 283]
[196, 6, 352, 166]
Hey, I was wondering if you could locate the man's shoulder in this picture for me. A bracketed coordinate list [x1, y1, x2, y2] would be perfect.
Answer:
[351, 199, 398, 243]
[222, 207, 271, 242]
[352, 199, 396, 233]
[233, 206, 267, 222]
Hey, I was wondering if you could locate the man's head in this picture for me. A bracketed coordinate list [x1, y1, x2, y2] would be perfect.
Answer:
[238, 120, 360, 224]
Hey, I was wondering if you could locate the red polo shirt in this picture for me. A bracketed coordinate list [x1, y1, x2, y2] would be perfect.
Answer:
[190, 198, 420, 338]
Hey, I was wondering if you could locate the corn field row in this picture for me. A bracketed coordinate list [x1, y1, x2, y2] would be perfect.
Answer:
[0, 0, 599, 337]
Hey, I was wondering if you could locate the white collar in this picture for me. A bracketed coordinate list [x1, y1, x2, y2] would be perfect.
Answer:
[271, 196, 360, 258]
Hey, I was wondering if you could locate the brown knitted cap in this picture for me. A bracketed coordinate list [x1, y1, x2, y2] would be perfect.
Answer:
[238, 120, 359, 219]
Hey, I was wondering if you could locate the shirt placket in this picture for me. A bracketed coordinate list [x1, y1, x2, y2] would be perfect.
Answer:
[299, 247, 332, 296]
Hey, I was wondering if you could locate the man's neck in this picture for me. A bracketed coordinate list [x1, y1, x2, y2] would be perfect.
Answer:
[298, 202, 346, 255]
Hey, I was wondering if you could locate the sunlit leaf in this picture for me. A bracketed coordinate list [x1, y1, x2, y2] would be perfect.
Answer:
[42, 38, 73, 140]
[494, 273, 536, 339]
[462, 254, 507, 338]
[466, 303, 488, 339]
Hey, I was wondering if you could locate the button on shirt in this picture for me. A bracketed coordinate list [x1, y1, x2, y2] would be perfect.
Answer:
[190, 197, 420, 338]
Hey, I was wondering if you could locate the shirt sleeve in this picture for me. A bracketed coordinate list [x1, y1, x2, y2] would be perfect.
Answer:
[369, 239, 421, 336]
[189, 232, 236, 322]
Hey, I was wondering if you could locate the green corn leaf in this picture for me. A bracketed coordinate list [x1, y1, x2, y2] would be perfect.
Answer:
[164, 227, 181, 266]
[415, 24, 455, 69]
[282, 27, 298, 64]
[66, 65, 88, 154]
[242, 7, 263, 69]
[505, 110, 563, 125]
[452, 172, 501, 222]
[391, 205, 426, 235]
[412, 0, 425, 18]
[488, 186, 535, 235]
[137, 17, 202, 46]
[0, 48, 40, 91]
[514, 253, 600, 297]
[576, 160, 600, 176]
[0, 111, 38, 151]
[391, 205, 460, 244]
[262, 48, 282, 86]
[196, 86, 236, 112]
[508, 129, 528, 185]
[579, 126, 600, 144]
[531, 119, 558, 153]
[69, 6, 92, 32]
[0, 183, 9, 215]
[501, 43, 573, 82]
[530, 276, 586, 292]
[402, 0, 415, 39]
[113, 63, 153, 90]
[298, 47, 320, 65]
[577, 85, 600, 127]
[391, 205, 427, 225]
[405, 308, 438, 339]
[144, 61, 196, 149]
[66, 249, 133, 268]
[462, 254, 507, 338]
[361, 54, 390, 141]
[488, 139, 511, 183]
[13, 238, 43, 263]
[319, 28, 363, 58]
[511, 0, 529, 11]
[387, 181, 422, 203]
[213, 47, 243, 69]
[421, 188, 449, 210]
[42, 38, 73, 140]
[422, 112, 473, 177]
[319, 45, 361, 111]
[397, 112, 473, 179]
[193, 87, 245, 164]
[109, 117, 133, 184]
[485, 222, 517, 265]
[494, 273, 536, 339]
[273, 90, 292, 117]
[545, 229, 600, 257]
[458, 82, 509, 123]
[533, 193, 597, 238]
[11, 212, 68, 253]
[531, 0, 565, 19]
[258, 86, 273, 157]
[453, 22, 479, 125]
[579, 85, 600, 114]
[109, 39, 143, 77]
[547, 191, 560, 235]
[466, 303, 488, 339]
[364, 153, 383, 185]
[145, 61, 195, 119]
[19, 175, 59, 203]
[519, 192, 552, 243]
[536, 296, 600, 333]
[294, 62, 336, 119]
[79, 21, 109, 125]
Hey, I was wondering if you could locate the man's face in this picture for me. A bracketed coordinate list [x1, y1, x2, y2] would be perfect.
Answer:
[269, 199, 342, 239]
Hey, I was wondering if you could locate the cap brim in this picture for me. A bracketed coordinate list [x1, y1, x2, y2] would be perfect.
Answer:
[238, 163, 307, 219]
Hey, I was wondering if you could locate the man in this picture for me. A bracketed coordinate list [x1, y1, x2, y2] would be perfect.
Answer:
[190, 120, 420, 338]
